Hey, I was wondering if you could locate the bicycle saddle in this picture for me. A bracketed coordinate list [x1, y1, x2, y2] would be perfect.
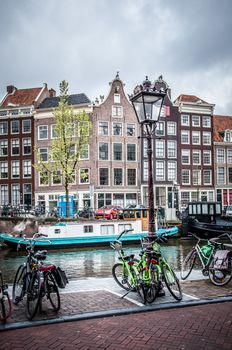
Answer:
[34, 250, 47, 260]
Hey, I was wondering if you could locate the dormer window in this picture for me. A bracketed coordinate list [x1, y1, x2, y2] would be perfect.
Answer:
[225, 130, 231, 142]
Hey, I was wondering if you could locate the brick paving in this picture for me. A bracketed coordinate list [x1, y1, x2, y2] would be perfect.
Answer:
[1, 301, 232, 350]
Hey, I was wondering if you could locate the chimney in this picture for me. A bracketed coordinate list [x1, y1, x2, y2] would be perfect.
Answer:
[49, 89, 56, 98]
[7, 85, 16, 94]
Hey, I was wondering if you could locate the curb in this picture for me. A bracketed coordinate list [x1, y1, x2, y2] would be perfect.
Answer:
[1, 295, 232, 332]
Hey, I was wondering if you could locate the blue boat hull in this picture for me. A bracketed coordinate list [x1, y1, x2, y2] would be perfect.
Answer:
[0, 226, 179, 250]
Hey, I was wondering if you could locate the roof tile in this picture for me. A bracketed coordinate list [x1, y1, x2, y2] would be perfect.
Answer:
[38, 94, 91, 109]
[1, 87, 43, 107]
[213, 115, 232, 142]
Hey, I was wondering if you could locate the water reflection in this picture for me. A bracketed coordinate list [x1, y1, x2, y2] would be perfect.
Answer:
[0, 239, 194, 284]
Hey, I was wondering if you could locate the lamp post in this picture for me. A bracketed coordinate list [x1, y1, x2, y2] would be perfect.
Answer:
[130, 76, 166, 240]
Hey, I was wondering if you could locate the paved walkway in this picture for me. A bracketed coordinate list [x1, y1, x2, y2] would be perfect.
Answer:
[1, 276, 232, 349]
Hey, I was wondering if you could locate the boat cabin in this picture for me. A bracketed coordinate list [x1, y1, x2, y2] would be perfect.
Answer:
[122, 209, 148, 231]
[186, 202, 222, 224]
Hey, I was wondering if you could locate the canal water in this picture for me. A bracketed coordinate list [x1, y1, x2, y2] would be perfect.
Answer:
[0, 239, 194, 284]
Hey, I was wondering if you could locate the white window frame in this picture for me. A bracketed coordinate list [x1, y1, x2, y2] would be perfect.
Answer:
[0, 140, 8, 156]
[192, 131, 201, 145]
[155, 139, 165, 158]
[202, 116, 211, 128]
[181, 115, 190, 126]
[155, 122, 165, 136]
[193, 170, 201, 186]
[0, 161, 8, 179]
[203, 132, 211, 145]
[155, 161, 165, 181]
[203, 170, 212, 185]
[79, 168, 90, 184]
[99, 142, 109, 161]
[227, 149, 232, 163]
[217, 149, 225, 163]
[114, 93, 120, 104]
[79, 144, 89, 160]
[112, 105, 123, 117]
[167, 121, 176, 135]
[12, 160, 20, 179]
[126, 123, 136, 137]
[113, 168, 123, 186]
[167, 140, 176, 158]
[181, 150, 190, 165]
[192, 150, 201, 165]
[11, 120, 20, 134]
[0, 122, 8, 135]
[113, 142, 123, 161]
[181, 130, 190, 144]
[23, 160, 32, 178]
[182, 169, 191, 185]
[127, 168, 137, 186]
[167, 161, 177, 181]
[192, 115, 200, 127]
[23, 138, 31, 155]
[127, 143, 136, 162]
[52, 170, 62, 185]
[11, 139, 20, 156]
[112, 122, 123, 136]
[98, 121, 109, 136]
[203, 150, 211, 165]
[22, 119, 31, 133]
[38, 125, 48, 140]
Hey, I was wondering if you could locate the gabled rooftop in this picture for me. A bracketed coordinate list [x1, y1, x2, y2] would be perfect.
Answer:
[175, 94, 210, 105]
[38, 94, 91, 109]
[1, 87, 43, 108]
[213, 115, 232, 142]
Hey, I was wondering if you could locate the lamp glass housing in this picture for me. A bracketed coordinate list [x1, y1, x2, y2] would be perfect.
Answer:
[131, 91, 165, 124]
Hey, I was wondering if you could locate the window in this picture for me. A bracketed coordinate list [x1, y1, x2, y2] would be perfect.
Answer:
[23, 160, 32, 178]
[38, 125, 48, 139]
[0, 185, 8, 205]
[182, 170, 190, 185]
[0, 122, 8, 135]
[167, 122, 176, 135]
[156, 161, 165, 181]
[11, 139, 20, 155]
[167, 140, 176, 158]
[0, 162, 8, 179]
[202, 116, 211, 127]
[192, 115, 200, 127]
[127, 123, 135, 136]
[80, 168, 89, 184]
[11, 120, 19, 134]
[12, 184, 20, 205]
[39, 171, 49, 186]
[181, 115, 189, 126]
[203, 150, 211, 165]
[193, 170, 201, 185]
[217, 167, 225, 185]
[155, 140, 165, 158]
[114, 94, 120, 103]
[127, 169, 136, 186]
[192, 131, 200, 145]
[228, 149, 232, 163]
[114, 168, 123, 185]
[0, 140, 8, 156]
[155, 122, 165, 136]
[181, 131, 189, 144]
[22, 120, 31, 133]
[143, 160, 148, 181]
[225, 130, 231, 142]
[217, 149, 225, 163]
[12, 161, 20, 179]
[39, 148, 48, 162]
[203, 170, 211, 185]
[84, 225, 94, 233]
[51, 124, 58, 139]
[127, 144, 136, 161]
[112, 106, 122, 117]
[68, 171, 76, 184]
[167, 161, 176, 181]
[229, 168, 232, 183]
[79, 145, 89, 160]
[181, 150, 190, 164]
[99, 168, 109, 185]
[192, 150, 201, 165]
[203, 132, 211, 145]
[113, 143, 122, 161]
[23, 138, 31, 155]
[181, 192, 190, 207]
[99, 142, 109, 160]
[52, 171, 62, 185]
[113, 123, 122, 136]
[98, 122, 108, 135]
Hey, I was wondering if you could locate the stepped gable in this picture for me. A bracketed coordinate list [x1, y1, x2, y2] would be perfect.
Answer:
[1, 87, 42, 107]
[213, 115, 232, 142]
[38, 94, 91, 109]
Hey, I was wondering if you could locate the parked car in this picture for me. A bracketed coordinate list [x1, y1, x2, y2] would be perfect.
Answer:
[124, 204, 146, 209]
[95, 205, 123, 220]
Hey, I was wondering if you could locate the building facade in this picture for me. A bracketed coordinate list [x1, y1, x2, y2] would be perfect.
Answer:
[92, 73, 140, 209]
[174, 94, 215, 210]
[213, 115, 232, 207]
[0, 84, 51, 208]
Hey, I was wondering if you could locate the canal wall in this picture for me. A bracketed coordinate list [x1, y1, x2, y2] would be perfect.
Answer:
[0, 218, 39, 236]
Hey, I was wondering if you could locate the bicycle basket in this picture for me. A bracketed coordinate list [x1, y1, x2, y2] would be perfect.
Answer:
[52, 267, 68, 289]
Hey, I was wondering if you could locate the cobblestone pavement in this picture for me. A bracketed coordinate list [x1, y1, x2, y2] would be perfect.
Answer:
[1, 277, 232, 326]
[1, 301, 232, 350]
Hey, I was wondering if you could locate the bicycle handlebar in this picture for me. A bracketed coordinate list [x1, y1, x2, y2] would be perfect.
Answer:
[117, 229, 134, 240]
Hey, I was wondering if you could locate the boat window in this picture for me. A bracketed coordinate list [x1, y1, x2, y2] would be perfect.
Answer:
[54, 229, 61, 234]
[189, 205, 192, 215]
[192, 205, 197, 215]
[84, 225, 93, 233]
[101, 225, 114, 235]
[202, 204, 208, 214]
[142, 210, 148, 218]
[216, 204, 221, 214]
[119, 224, 132, 233]
[197, 204, 201, 214]
[209, 205, 214, 215]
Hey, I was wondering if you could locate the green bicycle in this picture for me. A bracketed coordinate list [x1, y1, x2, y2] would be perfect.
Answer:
[140, 236, 183, 302]
[181, 233, 232, 286]
[110, 229, 146, 304]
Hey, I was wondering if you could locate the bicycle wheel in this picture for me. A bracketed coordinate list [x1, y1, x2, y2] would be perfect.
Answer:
[26, 272, 41, 320]
[162, 265, 182, 301]
[12, 265, 27, 305]
[0, 292, 12, 323]
[145, 266, 161, 304]
[112, 263, 133, 291]
[46, 273, 60, 311]
[209, 256, 232, 286]
[181, 249, 197, 280]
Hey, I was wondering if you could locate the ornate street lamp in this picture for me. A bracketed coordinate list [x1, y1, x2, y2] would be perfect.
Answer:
[130, 76, 166, 240]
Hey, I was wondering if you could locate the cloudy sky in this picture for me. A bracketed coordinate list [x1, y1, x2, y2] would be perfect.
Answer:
[0, 0, 232, 114]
